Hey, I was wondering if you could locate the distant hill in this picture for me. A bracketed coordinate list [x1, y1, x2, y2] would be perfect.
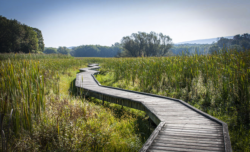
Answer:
[176, 36, 234, 44]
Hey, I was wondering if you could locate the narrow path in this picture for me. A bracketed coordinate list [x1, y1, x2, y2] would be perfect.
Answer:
[75, 64, 232, 152]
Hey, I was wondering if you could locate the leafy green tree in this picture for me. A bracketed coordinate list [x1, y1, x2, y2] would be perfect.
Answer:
[21, 25, 39, 53]
[119, 31, 173, 57]
[216, 33, 250, 50]
[33, 28, 44, 52]
[170, 44, 211, 55]
[209, 45, 220, 54]
[71, 45, 121, 57]
[0, 15, 43, 53]
[217, 37, 231, 48]
[43, 47, 57, 54]
[57, 46, 70, 55]
[230, 45, 243, 52]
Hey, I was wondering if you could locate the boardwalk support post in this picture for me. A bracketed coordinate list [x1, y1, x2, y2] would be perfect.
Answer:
[102, 94, 104, 105]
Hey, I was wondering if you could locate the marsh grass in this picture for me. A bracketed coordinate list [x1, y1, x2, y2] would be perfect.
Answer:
[95, 48, 250, 151]
[0, 54, 148, 151]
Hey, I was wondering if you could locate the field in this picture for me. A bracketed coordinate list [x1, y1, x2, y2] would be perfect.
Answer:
[95, 49, 250, 151]
[0, 49, 249, 151]
[0, 54, 153, 151]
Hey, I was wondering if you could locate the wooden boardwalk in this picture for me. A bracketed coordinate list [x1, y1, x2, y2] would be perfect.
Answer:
[75, 64, 232, 152]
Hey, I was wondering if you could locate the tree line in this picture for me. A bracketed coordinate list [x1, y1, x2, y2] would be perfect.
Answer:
[43, 45, 121, 57]
[70, 44, 122, 57]
[43, 46, 71, 55]
[170, 33, 250, 55]
[2, 15, 248, 57]
[209, 33, 250, 53]
[171, 44, 211, 55]
[0, 16, 44, 53]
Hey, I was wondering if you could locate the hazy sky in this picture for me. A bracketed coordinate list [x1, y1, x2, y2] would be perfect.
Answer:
[0, 0, 249, 47]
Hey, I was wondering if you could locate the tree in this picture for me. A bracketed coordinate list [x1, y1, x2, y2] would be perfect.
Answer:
[240, 40, 250, 49]
[217, 37, 231, 48]
[217, 33, 250, 50]
[119, 31, 173, 57]
[230, 45, 243, 52]
[0, 15, 42, 53]
[21, 25, 39, 53]
[57, 46, 70, 55]
[70, 45, 122, 57]
[209, 45, 220, 54]
[43, 47, 57, 54]
[33, 28, 44, 52]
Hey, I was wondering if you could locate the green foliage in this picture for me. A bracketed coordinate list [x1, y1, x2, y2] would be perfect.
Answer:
[208, 44, 220, 54]
[71, 44, 122, 57]
[119, 31, 173, 57]
[57, 46, 70, 55]
[210, 33, 250, 54]
[172, 44, 211, 55]
[95, 48, 250, 151]
[0, 53, 72, 60]
[0, 54, 149, 151]
[0, 16, 44, 53]
[43, 47, 57, 54]
[32, 28, 45, 52]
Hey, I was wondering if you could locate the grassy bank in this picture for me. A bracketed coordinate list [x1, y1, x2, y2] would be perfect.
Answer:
[0, 54, 152, 151]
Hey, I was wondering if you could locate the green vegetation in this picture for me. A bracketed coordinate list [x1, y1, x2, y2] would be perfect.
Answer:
[43, 47, 58, 54]
[117, 31, 173, 57]
[0, 54, 152, 151]
[0, 16, 44, 53]
[171, 44, 211, 55]
[0, 53, 71, 60]
[70, 44, 122, 57]
[57, 46, 71, 55]
[95, 48, 250, 151]
[43, 47, 71, 55]
[209, 33, 250, 54]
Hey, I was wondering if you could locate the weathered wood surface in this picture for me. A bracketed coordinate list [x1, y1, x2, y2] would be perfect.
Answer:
[75, 64, 232, 152]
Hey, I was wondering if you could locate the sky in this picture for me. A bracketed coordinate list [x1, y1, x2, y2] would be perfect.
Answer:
[0, 0, 249, 47]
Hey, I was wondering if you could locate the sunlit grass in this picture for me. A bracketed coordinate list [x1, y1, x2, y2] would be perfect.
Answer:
[0, 54, 151, 151]
[95, 48, 250, 151]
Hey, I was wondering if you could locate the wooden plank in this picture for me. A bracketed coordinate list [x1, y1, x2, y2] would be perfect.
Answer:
[156, 114, 202, 117]
[156, 135, 224, 143]
[162, 127, 222, 133]
[162, 118, 217, 122]
[162, 128, 222, 134]
[158, 132, 223, 139]
[161, 121, 219, 125]
[161, 130, 223, 137]
[164, 123, 222, 128]
[160, 117, 209, 120]
[159, 120, 219, 123]
[154, 137, 224, 145]
[148, 146, 222, 152]
[143, 101, 177, 104]
[155, 111, 199, 115]
[150, 142, 224, 151]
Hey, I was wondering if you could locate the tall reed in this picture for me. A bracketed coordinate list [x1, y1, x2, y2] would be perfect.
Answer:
[101, 48, 250, 128]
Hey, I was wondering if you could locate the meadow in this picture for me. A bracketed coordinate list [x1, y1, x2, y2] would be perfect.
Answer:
[0, 54, 152, 151]
[95, 48, 250, 151]
[0, 49, 249, 151]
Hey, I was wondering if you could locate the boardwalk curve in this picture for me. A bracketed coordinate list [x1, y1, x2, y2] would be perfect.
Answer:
[75, 64, 232, 152]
